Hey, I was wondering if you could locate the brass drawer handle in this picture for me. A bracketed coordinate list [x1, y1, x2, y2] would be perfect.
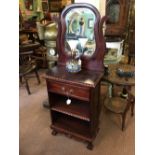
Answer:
[61, 87, 65, 91]
[69, 89, 73, 94]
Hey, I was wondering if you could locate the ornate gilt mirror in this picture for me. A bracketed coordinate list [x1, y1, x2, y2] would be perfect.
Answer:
[57, 3, 106, 72]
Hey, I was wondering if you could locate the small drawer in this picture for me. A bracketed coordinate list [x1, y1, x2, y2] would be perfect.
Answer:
[47, 81, 90, 101]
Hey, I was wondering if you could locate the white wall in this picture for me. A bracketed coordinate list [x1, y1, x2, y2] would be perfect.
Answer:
[74, 0, 106, 16]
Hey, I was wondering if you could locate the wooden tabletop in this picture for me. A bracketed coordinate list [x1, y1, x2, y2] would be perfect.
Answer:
[103, 64, 135, 86]
[45, 66, 103, 88]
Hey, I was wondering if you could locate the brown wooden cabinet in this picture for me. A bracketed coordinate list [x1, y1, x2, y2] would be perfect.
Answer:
[45, 66, 103, 149]
[105, 0, 130, 37]
[44, 3, 106, 150]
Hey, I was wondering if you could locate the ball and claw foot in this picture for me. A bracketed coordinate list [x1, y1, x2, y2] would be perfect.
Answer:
[52, 130, 57, 136]
[87, 142, 93, 150]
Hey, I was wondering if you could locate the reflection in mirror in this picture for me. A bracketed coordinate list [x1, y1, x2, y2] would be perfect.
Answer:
[65, 8, 96, 58]
[107, 0, 120, 24]
[24, 0, 33, 11]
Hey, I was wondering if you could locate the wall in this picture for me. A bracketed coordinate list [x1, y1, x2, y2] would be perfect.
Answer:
[19, 0, 44, 21]
[74, 0, 106, 17]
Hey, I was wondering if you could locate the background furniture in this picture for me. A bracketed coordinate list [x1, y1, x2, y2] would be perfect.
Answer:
[20, 25, 49, 69]
[105, 0, 130, 37]
[19, 34, 41, 95]
[48, 0, 74, 12]
[127, 0, 135, 64]
[36, 14, 59, 69]
[105, 0, 133, 61]
[36, 14, 59, 108]
[19, 29, 38, 43]
[104, 39, 124, 64]
[104, 91, 134, 131]
[103, 64, 135, 130]
[19, 50, 41, 94]
[44, 3, 106, 150]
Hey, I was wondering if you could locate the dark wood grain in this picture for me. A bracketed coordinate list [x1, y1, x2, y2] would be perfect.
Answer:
[45, 66, 103, 88]
[51, 114, 93, 142]
[45, 3, 105, 150]
[51, 96, 90, 121]
[105, 0, 130, 37]
[57, 3, 106, 72]
[103, 64, 135, 86]
[47, 80, 90, 101]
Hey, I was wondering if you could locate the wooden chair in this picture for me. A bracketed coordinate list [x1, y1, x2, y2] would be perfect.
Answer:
[19, 51, 41, 94]
[104, 89, 135, 131]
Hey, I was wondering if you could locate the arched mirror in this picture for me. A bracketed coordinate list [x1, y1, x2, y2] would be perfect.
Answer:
[65, 8, 96, 58]
[57, 3, 106, 72]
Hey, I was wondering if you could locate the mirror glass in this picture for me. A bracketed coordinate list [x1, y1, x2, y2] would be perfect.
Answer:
[107, 0, 120, 24]
[65, 8, 96, 58]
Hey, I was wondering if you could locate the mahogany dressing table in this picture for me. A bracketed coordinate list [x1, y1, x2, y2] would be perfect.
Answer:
[44, 3, 106, 150]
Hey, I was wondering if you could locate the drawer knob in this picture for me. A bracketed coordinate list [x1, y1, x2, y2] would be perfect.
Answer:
[61, 87, 65, 91]
[69, 89, 73, 94]
[66, 98, 71, 105]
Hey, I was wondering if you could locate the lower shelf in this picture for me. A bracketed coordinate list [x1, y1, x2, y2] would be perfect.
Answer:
[51, 114, 93, 142]
[51, 96, 90, 121]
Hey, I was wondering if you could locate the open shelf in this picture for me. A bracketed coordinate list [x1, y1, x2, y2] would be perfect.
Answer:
[51, 94, 90, 121]
[51, 112, 93, 142]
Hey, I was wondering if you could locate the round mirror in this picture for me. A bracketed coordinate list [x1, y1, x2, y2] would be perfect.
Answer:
[65, 8, 96, 58]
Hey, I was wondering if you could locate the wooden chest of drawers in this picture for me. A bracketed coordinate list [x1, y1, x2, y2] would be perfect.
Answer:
[45, 66, 103, 150]
[47, 80, 90, 101]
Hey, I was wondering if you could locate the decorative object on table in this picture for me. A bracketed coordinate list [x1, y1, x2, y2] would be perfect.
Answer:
[65, 37, 89, 73]
[104, 64, 109, 76]
[66, 39, 81, 73]
[104, 40, 124, 64]
[116, 68, 135, 78]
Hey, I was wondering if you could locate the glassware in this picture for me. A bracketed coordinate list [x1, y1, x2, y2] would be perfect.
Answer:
[66, 39, 81, 73]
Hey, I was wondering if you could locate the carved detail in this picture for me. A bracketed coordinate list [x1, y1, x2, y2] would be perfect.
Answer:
[52, 130, 58, 136]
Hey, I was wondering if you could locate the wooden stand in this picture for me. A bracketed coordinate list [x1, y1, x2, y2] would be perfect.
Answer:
[45, 66, 103, 149]
[44, 3, 106, 150]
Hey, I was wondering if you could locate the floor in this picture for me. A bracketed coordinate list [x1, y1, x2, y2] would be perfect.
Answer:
[19, 69, 135, 155]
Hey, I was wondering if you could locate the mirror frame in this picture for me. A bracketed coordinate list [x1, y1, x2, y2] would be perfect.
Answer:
[56, 3, 106, 72]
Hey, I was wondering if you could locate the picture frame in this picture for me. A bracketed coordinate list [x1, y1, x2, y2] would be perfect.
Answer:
[48, 0, 74, 12]
[48, 1, 62, 12]
[24, 0, 33, 11]
[42, 1, 49, 12]
[88, 18, 94, 28]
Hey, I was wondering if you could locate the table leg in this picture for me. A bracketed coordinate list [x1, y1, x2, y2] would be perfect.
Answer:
[108, 83, 113, 98]
[43, 99, 50, 109]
